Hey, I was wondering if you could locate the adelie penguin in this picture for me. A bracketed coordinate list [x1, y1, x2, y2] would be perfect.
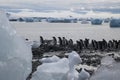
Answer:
[40, 36, 44, 45]
[52, 36, 57, 45]
[58, 37, 63, 46]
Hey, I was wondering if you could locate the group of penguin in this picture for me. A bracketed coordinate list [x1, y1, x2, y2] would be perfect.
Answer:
[38, 36, 120, 52]
[27, 37, 120, 80]
[29, 36, 120, 59]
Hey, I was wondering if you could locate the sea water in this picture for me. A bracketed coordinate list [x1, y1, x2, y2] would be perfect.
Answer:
[11, 22, 120, 41]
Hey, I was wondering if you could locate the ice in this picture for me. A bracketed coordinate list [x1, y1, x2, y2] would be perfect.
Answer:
[31, 51, 84, 80]
[31, 58, 69, 80]
[64, 69, 79, 80]
[90, 56, 120, 80]
[0, 10, 32, 80]
[68, 51, 82, 68]
[78, 68, 90, 80]
[25, 40, 41, 48]
[40, 55, 60, 63]
[101, 56, 114, 66]
[110, 19, 120, 27]
[66, 51, 82, 80]
[32, 41, 41, 48]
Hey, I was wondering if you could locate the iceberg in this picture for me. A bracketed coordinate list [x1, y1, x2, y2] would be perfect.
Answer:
[110, 19, 120, 27]
[0, 10, 32, 80]
[91, 19, 103, 25]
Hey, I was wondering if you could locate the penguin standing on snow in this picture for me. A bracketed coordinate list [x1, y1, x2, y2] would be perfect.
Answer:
[68, 39, 73, 50]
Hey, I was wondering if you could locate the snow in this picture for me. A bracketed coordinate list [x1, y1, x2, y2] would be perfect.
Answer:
[0, 10, 32, 80]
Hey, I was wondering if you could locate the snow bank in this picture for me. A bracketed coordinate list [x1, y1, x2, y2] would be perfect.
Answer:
[0, 10, 32, 80]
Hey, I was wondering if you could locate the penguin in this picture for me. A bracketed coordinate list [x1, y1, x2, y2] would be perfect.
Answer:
[62, 37, 66, 46]
[80, 39, 84, 48]
[76, 41, 82, 52]
[40, 36, 44, 45]
[102, 39, 107, 50]
[52, 36, 57, 45]
[58, 37, 62, 46]
[25, 38, 29, 41]
[68, 39, 73, 50]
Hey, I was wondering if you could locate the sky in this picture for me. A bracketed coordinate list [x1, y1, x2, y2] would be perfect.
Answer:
[0, 0, 120, 18]
[0, 0, 120, 11]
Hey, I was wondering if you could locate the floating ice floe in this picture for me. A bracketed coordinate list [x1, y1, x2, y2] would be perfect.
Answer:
[0, 10, 32, 80]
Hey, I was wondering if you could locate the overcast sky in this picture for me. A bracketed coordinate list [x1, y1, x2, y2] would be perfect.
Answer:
[0, 0, 120, 11]
[0, 0, 119, 18]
